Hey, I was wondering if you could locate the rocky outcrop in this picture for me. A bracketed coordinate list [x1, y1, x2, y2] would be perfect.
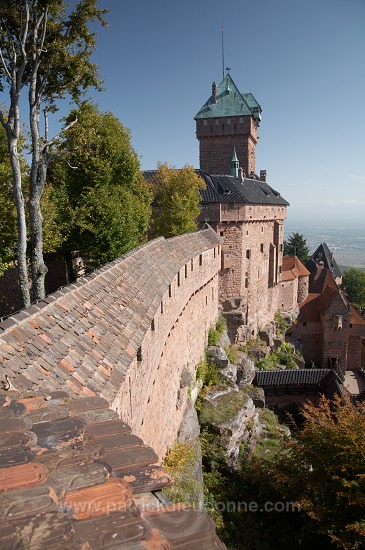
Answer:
[207, 346, 256, 389]
[199, 386, 261, 468]
[236, 352, 256, 388]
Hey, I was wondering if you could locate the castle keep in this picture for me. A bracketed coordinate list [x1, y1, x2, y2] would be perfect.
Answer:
[195, 74, 262, 177]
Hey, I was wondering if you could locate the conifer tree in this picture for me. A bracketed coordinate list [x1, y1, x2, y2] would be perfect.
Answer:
[284, 232, 310, 263]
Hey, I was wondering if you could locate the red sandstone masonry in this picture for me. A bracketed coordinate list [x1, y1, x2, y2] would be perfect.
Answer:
[0, 229, 221, 460]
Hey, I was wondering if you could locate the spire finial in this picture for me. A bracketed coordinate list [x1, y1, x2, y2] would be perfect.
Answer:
[221, 26, 224, 79]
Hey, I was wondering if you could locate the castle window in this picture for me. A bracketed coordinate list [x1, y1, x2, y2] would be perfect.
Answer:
[185, 264, 188, 278]
[199, 254, 203, 266]
[220, 231, 224, 236]
[246, 249, 251, 259]
[239, 117, 244, 123]
[177, 272, 181, 287]
[214, 247, 216, 258]
[350, 323, 353, 328]
[215, 119, 220, 125]
[137, 347, 142, 361]
[228, 203, 235, 210]
[169, 284, 172, 297]
[203, 120, 207, 126]
[261, 226, 264, 232]
[261, 243, 265, 253]
[160, 301, 164, 313]
[227, 118, 231, 124]
[202, 204, 209, 210]
[151, 319, 155, 331]
[191, 258, 194, 271]
[333, 315, 343, 331]
[245, 277, 249, 288]
[303, 322, 307, 326]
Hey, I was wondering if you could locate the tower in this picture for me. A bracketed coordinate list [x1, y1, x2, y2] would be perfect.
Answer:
[194, 74, 262, 176]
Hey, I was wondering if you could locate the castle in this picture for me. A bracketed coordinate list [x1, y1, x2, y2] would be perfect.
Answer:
[0, 73, 364, 547]
[194, 74, 308, 340]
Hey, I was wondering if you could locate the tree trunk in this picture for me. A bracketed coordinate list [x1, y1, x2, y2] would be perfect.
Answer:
[29, 89, 48, 301]
[8, 138, 31, 308]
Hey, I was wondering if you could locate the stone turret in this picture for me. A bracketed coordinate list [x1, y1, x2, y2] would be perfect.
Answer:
[230, 148, 239, 178]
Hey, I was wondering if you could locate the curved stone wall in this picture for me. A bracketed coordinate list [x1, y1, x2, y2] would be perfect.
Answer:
[0, 228, 221, 459]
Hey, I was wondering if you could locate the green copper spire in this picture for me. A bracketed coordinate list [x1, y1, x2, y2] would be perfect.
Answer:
[230, 148, 239, 178]
[194, 74, 262, 122]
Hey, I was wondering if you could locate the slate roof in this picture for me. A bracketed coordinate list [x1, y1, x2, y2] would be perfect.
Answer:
[0, 228, 221, 397]
[282, 256, 310, 281]
[0, 392, 226, 549]
[198, 171, 289, 206]
[143, 170, 289, 206]
[194, 74, 262, 123]
[308, 243, 342, 280]
[254, 369, 336, 386]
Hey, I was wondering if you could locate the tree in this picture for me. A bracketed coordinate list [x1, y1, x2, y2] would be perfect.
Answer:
[284, 232, 310, 264]
[0, 0, 107, 306]
[149, 162, 205, 239]
[0, 125, 18, 275]
[48, 103, 152, 265]
[268, 396, 365, 549]
[342, 268, 365, 308]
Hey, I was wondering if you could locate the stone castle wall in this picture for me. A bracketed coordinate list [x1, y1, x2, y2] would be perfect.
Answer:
[0, 229, 221, 460]
[206, 204, 286, 338]
[113, 246, 219, 458]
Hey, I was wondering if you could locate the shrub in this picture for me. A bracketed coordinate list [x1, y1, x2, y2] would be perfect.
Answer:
[208, 315, 226, 346]
[163, 440, 202, 508]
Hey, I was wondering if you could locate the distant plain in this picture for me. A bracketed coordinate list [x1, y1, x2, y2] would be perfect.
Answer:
[284, 224, 365, 271]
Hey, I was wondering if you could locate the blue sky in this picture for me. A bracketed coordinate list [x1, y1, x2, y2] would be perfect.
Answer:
[3, 0, 365, 227]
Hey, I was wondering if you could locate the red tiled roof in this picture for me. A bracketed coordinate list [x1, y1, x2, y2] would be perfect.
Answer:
[0, 228, 221, 398]
[350, 304, 365, 325]
[282, 256, 310, 281]
[0, 392, 226, 549]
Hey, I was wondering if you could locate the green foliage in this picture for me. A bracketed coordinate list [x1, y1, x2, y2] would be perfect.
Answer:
[162, 440, 202, 508]
[208, 315, 226, 346]
[275, 310, 289, 335]
[0, 127, 17, 273]
[199, 390, 250, 426]
[196, 356, 225, 389]
[256, 341, 298, 370]
[284, 232, 310, 263]
[342, 268, 365, 308]
[224, 344, 238, 364]
[149, 162, 205, 238]
[269, 396, 365, 549]
[48, 103, 152, 265]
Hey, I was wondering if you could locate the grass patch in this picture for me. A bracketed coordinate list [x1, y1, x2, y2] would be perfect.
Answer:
[208, 315, 226, 346]
[256, 341, 297, 370]
[224, 344, 238, 364]
[199, 389, 250, 426]
[163, 440, 202, 508]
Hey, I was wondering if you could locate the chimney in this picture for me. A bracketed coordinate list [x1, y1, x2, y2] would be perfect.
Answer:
[260, 170, 267, 182]
[212, 81, 217, 104]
